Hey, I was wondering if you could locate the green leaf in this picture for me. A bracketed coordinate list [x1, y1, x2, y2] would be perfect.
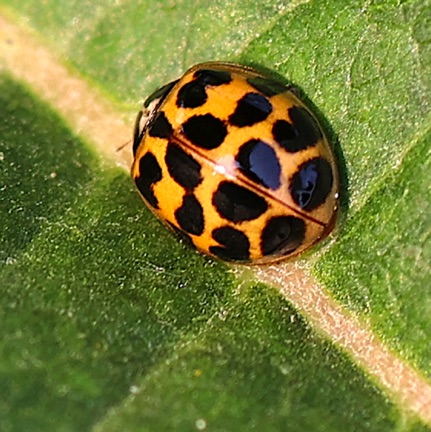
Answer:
[0, 0, 430, 431]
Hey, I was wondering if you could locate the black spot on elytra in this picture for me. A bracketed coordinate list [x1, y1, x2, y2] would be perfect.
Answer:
[149, 111, 173, 139]
[212, 181, 268, 222]
[182, 114, 227, 149]
[176, 81, 208, 108]
[275, 106, 323, 153]
[272, 120, 296, 148]
[247, 76, 288, 97]
[229, 92, 272, 127]
[165, 142, 202, 190]
[134, 152, 162, 209]
[261, 216, 305, 257]
[236, 139, 281, 190]
[290, 157, 333, 211]
[176, 69, 232, 108]
[175, 194, 204, 235]
[210, 226, 250, 262]
[194, 69, 232, 86]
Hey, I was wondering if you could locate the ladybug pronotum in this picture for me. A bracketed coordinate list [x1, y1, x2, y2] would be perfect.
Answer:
[131, 62, 339, 264]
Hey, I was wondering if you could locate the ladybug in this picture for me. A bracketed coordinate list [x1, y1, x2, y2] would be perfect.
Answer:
[131, 62, 339, 264]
